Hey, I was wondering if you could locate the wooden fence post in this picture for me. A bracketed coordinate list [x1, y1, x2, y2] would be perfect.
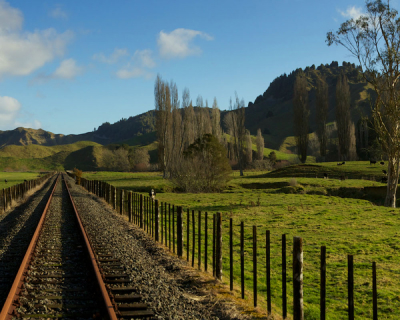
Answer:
[241, 221, 244, 298]
[293, 237, 303, 320]
[140, 194, 144, 229]
[321, 246, 326, 320]
[213, 214, 216, 277]
[198, 210, 201, 270]
[230, 218, 233, 291]
[205, 212, 208, 272]
[113, 187, 117, 210]
[173, 205, 175, 253]
[266, 230, 271, 314]
[155, 200, 159, 241]
[177, 206, 183, 257]
[120, 189, 124, 215]
[216, 212, 222, 280]
[187, 208, 190, 262]
[192, 210, 195, 266]
[253, 225, 257, 308]
[373, 261, 377, 320]
[282, 234, 287, 319]
[128, 191, 132, 222]
[169, 204, 172, 250]
[348, 255, 354, 320]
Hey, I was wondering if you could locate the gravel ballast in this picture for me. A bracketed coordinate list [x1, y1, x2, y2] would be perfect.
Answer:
[0, 176, 57, 306]
[67, 176, 251, 320]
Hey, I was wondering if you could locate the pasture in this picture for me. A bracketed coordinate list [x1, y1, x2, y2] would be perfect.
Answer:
[83, 162, 399, 319]
[0, 172, 43, 190]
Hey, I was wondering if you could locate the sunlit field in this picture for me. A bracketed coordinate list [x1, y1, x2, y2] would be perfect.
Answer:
[83, 162, 399, 319]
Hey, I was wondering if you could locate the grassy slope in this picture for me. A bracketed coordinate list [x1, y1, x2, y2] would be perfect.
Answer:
[83, 163, 399, 319]
[0, 172, 42, 189]
[0, 141, 103, 171]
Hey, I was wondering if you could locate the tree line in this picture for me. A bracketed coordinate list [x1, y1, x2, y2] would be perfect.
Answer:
[154, 75, 268, 192]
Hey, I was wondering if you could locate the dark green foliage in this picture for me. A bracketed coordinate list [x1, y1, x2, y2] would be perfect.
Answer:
[268, 151, 277, 164]
[171, 134, 231, 192]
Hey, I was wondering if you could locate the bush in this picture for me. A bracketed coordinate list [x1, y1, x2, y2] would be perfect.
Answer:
[170, 134, 232, 192]
[73, 168, 82, 184]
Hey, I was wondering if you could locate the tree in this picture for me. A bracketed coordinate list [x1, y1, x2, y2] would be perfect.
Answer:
[170, 134, 232, 192]
[327, 0, 400, 207]
[154, 75, 173, 177]
[315, 76, 329, 159]
[129, 148, 150, 171]
[336, 73, 352, 160]
[293, 74, 310, 163]
[245, 130, 252, 164]
[256, 128, 264, 160]
[226, 94, 246, 176]
[211, 97, 222, 140]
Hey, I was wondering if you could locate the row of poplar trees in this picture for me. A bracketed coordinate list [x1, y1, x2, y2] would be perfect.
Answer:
[293, 72, 356, 163]
[154, 75, 265, 179]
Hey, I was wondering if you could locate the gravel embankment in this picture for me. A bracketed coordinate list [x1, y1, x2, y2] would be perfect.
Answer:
[0, 176, 57, 306]
[67, 176, 250, 320]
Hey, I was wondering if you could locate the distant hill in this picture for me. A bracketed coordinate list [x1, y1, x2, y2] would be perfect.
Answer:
[0, 110, 155, 148]
[0, 141, 104, 171]
[0, 61, 378, 167]
[244, 61, 375, 150]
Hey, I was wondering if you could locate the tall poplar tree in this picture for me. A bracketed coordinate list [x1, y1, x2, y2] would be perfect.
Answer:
[315, 76, 329, 159]
[335, 73, 351, 161]
[293, 74, 310, 163]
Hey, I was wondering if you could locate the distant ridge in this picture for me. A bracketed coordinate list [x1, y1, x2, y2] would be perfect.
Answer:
[0, 110, 155, 148]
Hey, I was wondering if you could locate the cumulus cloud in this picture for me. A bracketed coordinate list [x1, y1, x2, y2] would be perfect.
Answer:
[49, 7, 68, 20]
[0, 0, 73, 78]
[116, 50, 155, 80]
[0, 95, 21, 128]
[339, 6, 364, 20]
[93, 48, 129, 64]
[15, 119, 41, 129]
[52, 59, 82, 79]
[157, 28, 213, 59]
[34, 58, 83, 82]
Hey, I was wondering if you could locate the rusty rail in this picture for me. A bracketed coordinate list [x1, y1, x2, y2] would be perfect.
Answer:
[63, 174, 118, 320]
[0, 174, 60, 319]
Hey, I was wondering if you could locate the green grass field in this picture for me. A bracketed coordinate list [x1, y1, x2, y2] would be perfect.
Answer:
[83, 162, 399, 319]
[0, 172, 43, 189]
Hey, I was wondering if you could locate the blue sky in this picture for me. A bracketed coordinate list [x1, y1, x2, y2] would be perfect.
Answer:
[0, 0, 395, 135]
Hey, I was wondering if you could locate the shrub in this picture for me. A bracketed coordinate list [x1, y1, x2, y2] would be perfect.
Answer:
[73, 168, 83, 184]
[170, 134, 232, 192]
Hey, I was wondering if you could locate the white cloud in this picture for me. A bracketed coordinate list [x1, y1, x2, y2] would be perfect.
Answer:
[0, 0, 73, 78]
[116, 50, 155, 80]
[52, 59, 82, 79]
[339, 6, 364, 20]
[0, 95, 21, 128]
[116, 67, 152, 79]
[132, 49, 155, 68]
[157, 28, 213, 59]
[15, 119, 41, 130]
[93, 48, 129, 64]
[34, 58, 83, 82]
[49, 7, 68, 20]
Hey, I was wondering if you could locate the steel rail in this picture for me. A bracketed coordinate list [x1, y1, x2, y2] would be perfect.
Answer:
[63, 174, 118, 320]
[0, 174, 60, 320]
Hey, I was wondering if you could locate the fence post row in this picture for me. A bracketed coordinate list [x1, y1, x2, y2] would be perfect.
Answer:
[76, 175, 384, 320]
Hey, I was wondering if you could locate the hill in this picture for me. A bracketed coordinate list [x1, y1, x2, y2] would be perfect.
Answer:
[0, 110, 155, 148]
[244, 61, 374, 151]
[0, 141, 104, 171]
[0, 61, 378, 167]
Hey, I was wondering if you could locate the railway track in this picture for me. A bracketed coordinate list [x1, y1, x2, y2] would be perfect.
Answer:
[0, 174, 154, 319]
